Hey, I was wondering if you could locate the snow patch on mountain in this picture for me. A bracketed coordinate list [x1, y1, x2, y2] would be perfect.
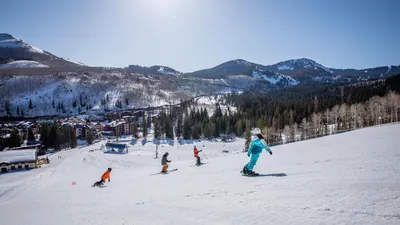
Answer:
[276, 58, 333, 74]
[252, 70, 299, 86]
[0, 33, 45, 54]
[385, 66, 391, 74]
[0, 60, 48, 68]
[157, 67, 179, 76]
[277, 64, 294, 70]
[234, 59, 252, 67]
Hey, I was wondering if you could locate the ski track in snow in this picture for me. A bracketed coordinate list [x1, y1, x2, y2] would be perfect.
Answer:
[1, 124, 400, 224]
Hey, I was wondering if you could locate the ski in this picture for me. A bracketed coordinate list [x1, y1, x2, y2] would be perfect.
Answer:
[152, 168, 178, 175]
[191, 162, 208, 167]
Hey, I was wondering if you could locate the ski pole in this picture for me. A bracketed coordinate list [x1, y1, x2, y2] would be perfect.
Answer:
[202, 150, 208, 159]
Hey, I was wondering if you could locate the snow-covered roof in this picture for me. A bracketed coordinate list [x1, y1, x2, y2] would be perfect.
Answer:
[0, 150, 37, 164]
[107, 121, 125, 127]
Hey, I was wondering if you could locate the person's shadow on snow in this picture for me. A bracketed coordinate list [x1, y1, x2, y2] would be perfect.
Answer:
[257, 173, 287, 177]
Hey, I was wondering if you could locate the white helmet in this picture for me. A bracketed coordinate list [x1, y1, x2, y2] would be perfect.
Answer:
[251, 128, 261, 135]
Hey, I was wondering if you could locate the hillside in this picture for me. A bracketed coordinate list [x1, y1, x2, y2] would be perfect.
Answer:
[0, 33, 83, 67]
[1, 124, 399, 224]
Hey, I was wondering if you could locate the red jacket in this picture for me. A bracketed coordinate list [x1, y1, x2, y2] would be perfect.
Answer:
[194, 148, 200, 157]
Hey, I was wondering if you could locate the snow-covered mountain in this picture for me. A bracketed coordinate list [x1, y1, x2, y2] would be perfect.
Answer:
[184, 59, 300, 88]
[186, 58, 400, 86]
[0, 33, 83, 67]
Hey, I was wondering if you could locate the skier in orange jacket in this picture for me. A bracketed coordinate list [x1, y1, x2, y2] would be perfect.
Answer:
[92, 168, 112, 187]
[193, 145, 202, 166]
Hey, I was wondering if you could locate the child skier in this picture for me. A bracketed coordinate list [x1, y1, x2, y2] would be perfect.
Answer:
[193, 145, 202, 165]
[161, 152, 171, 173]
[93, 168, 112, 187]
[242, 128, 272, 175]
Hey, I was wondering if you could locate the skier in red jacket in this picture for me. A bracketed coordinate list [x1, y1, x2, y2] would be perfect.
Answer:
[193, 145, 202, 166]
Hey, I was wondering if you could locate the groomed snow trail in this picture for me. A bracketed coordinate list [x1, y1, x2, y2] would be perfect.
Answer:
[1, 124, 400, 225]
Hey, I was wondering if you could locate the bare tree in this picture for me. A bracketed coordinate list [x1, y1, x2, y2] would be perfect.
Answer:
[386, 91, 400, 123]
[330, 105, 340, 133]
[356, 103, 367, 128]
[284, 125, 291, 143]
[311, 113, 322, 137]
[293, 123, 298, 142]
[300, 118, 309, 140]
[339, 104, 349, 130]
[350, 104, 358, 129]
[367, 96, 381, 126]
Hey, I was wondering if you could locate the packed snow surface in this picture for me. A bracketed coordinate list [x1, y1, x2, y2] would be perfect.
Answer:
[1, 124, 400, 225]
[0, 60, 48, 68]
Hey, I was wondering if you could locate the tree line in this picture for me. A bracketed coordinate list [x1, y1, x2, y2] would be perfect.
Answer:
[149, 75, 400, 143]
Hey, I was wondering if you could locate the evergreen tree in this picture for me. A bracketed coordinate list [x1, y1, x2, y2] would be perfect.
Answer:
[72, 100, 77, 108]
[153, 118, 161, 139]
[69, 126, 77, 148]
[165, 117, 174, 139]
[142, 116, 148, 138]
[86, 128, 94, 145]
[244, 119, 251, 152]
[191, 123, 201, 140]
[5, 101, 11, 115]
[132, 122, 139, 139]
[8, 128, 21, 148]
[52, 100, 55, 108]
[40, 123, 50, 148]
[29, 99, 33, 109]
[203, 122, 214, 139]
[125, 98, 129, 106]
[236, 119, 244, 137]
[225, 122, 231, 134]
[183, 117, 191, 139]
[17, 106, 20, 116]
[176, 111, 183, 138]
[27, 127, 36, 144]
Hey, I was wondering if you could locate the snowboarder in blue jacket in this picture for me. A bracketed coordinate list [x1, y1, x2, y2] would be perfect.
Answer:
[242, 128, 273, 175]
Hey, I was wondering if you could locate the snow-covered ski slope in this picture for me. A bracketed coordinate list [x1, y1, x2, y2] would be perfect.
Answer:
[1, 124, 400, 225]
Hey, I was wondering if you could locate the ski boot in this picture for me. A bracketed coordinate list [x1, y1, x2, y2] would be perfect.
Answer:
[247, 170, 259, 176]
[242, 166, 249, 175]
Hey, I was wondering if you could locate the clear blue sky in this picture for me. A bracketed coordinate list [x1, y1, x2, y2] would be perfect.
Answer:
[1, 0, 399, 72]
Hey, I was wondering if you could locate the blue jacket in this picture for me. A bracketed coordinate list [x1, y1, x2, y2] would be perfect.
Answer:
[248, 139, 271, 155]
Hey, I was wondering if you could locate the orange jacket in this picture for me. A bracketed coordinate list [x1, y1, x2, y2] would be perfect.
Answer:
[101, 171, 111, 181]
[194, 148, 200, 157]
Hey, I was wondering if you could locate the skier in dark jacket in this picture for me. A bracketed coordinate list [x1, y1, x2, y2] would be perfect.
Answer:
[161, 152, 171, 173]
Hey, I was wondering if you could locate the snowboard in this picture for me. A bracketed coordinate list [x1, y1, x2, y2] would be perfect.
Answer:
[92, 182, 107, 187]
[240, 171, 260, 176]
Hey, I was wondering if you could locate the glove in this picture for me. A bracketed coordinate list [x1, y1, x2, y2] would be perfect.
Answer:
[269, 151, 273, 155]
[247, 153, 250, 157]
